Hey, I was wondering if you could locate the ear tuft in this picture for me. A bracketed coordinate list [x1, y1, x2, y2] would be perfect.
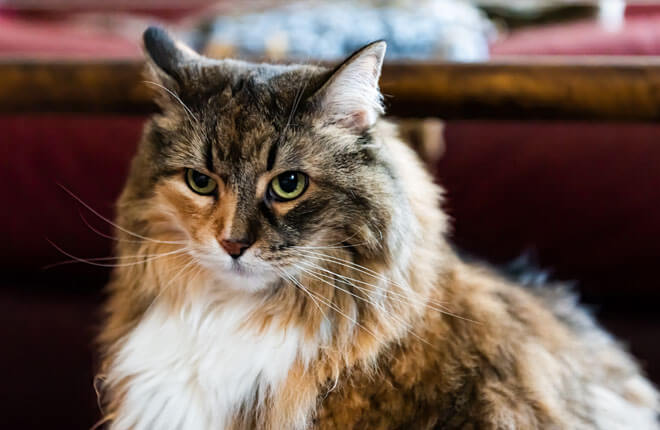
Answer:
[143, 26, 200, 81]
[314, 41, 387, 133]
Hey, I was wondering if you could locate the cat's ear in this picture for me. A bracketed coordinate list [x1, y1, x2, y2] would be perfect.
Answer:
[143, 26, 202, 90]
[312, 41, 387, 134]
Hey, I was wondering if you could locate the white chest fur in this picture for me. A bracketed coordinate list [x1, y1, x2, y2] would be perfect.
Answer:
[108, 297, 308, 430]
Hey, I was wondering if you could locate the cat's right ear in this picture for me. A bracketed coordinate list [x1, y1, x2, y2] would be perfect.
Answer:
[142, 26, 201, 92]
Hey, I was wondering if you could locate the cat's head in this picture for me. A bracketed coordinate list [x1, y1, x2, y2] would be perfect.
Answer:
[120, 27, 418, 293]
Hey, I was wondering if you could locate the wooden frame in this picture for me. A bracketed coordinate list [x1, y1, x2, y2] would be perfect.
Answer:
[1, 57, 660, 120]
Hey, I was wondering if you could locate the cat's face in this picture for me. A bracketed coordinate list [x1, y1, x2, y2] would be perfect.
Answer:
[128, 28, 399, 291]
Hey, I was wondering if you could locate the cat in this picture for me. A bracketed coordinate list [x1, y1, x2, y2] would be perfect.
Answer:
[97, 26, 659, 429]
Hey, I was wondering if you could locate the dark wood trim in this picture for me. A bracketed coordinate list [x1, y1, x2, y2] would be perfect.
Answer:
[0, 61, 151, 114]
[2, 57, 660, 120]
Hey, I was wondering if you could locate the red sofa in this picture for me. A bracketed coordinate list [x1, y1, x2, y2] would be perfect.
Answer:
[3, 10, 660, 429]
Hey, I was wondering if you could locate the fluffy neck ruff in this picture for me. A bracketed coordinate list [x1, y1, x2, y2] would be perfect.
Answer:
[99, 124, 449, 429]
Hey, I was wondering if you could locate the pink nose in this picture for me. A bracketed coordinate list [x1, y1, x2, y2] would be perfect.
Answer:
[219, 239, 251, 258]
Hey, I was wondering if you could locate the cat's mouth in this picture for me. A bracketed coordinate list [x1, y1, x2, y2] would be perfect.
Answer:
[190, 246, 279, 290]
[201, 254, 278, 290]
[214, 256, 262, 278]
[228, 259, 249, 275]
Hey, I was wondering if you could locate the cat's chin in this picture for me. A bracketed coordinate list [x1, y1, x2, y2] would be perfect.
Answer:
[201, 257, 279, 293]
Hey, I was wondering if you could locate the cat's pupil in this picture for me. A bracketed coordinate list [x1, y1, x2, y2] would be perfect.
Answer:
[279, 173, 298, 193]
[193, 171, 209, 188]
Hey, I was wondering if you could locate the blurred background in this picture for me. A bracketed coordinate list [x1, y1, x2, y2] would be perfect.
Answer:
[1, 1, 659, 428]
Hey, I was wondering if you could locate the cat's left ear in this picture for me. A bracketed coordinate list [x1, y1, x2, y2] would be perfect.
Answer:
[312, 41, 387, 134]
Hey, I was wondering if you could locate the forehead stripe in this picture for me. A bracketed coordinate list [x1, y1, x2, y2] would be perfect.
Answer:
[205, 123, 215, 172]
[266, 140, 279, 171]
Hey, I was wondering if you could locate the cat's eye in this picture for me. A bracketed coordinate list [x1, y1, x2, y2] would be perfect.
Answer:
[269, 171, 308, 202]
[185, 169, 217, 195]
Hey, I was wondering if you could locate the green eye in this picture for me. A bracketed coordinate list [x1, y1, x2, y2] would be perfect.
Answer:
[269, 171, 308, 201]
[185, 169, 217, 195]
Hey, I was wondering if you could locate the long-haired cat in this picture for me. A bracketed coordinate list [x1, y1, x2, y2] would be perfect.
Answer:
[97, 27, 659, 429]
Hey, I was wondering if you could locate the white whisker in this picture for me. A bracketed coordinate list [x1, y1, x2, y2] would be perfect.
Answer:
[296, 258, 451, 313]
[78, 211, 165, 245]
[294, 231, 365, 250]
[292, 241, 371, 250]
[57, 184, 187, 245]
[44, 250, 192, 269]
[143, 258, 199, 316]
[295, 262, 471, 344]
[46, 239, 190, 268]
[293, 248, 400, 286]
[291, 263, 429, 345]
[294, 249, 453, 307]
[275, 268, 326, 317]
[277, 74, 308, 146]
[291, 264, 395, 344]
[283, 267, 383, 343]
[292, 252, 481, 324]
[143, 80, 199, 124]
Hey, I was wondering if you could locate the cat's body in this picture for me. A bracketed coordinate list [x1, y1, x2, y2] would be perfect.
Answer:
[98, 27, 658, 429]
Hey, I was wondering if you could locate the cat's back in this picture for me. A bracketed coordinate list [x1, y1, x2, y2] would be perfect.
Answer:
[315, 263, 659, 429]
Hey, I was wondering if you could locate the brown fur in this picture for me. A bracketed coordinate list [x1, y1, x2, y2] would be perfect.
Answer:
[97, 28, 659, 429]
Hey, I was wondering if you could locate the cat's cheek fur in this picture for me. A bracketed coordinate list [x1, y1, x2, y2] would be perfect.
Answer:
[107, 294, 319, 430]
[146, 177, 216, 243]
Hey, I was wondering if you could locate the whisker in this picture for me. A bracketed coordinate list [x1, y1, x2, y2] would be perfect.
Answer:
[143, 258, 199, 316]
[277, 74, 308, 146]
[293, 248, 399, 284]
[45, 239, 190, 268]
[292, 241, 371, 251]
[78, 211, 162, 245]
[275, 268, 326, 318]
[293, 253, 481, 325]
[143, 80, 199, 124]
[291, 263, 403, 344]
[282, 268, 383, 343]
[291, 249, 434, 307]
[297, 261, 477, 336]
[292, 263, 422, 337]
[57, 184, 187, 245]
[296, 259, 451, 313]
[43, 249, 194, 269]
[293, 263, 371, 307]
[299, 260, 412, 304]
[294, 231, 365, 250]
[297, 265, 437, 347]
[305, 290, 383, 345]
[293, 249, 454, 307]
